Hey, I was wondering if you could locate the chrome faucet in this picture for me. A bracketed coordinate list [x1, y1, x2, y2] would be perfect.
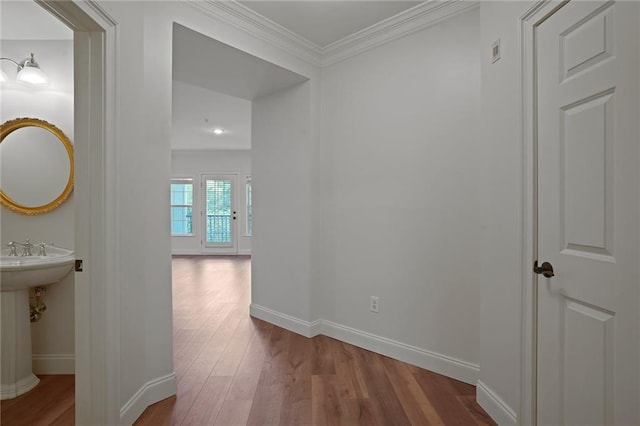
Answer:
[38, 243, 47, 256]
[6, 241, 18, 256]
[18, 238, 33, 256]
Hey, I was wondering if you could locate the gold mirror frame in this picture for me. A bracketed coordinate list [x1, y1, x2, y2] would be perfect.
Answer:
[0, 118, 74, 215]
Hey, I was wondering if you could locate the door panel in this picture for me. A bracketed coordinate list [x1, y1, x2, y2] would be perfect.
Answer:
[560, 89, 614, 258]
[202, 174, 237, 254]
[536, 1, 639, 424]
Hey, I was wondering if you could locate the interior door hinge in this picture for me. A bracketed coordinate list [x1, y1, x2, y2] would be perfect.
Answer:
[75, 259, 83, 272]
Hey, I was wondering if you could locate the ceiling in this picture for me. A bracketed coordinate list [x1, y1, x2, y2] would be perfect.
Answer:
[1, 1, 424, 47]
[238, 1, 422, 47]
[172, 80, 253, 150]
[1, 1, 428, 151]
[0, 1, 72, 40]
[172, 23, 307, 101]
[172, 23, 308, 150]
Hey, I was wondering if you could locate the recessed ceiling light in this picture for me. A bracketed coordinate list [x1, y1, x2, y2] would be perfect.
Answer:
[213, 128, 224, 135]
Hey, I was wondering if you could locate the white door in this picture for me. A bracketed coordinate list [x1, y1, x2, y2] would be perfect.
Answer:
[536, 1, 639, 424]
[201, 174, 237, 254]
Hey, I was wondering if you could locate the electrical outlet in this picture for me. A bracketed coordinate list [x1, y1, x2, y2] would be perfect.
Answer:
[370, 296, 379, 313]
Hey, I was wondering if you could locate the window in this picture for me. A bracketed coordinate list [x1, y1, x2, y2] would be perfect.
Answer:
[171, 179, 193, 236]
[246, 176, 252, 236]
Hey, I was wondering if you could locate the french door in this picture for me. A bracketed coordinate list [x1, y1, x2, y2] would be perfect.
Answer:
[201, 174, 237, 254]
[535, 1, 639, 424]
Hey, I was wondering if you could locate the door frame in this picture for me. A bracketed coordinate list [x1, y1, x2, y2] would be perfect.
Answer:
[36, 1, 118, 423]
[519, 1, 568, 425]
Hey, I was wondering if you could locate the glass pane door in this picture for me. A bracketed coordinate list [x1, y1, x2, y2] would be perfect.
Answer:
[202, 174, 237, 253]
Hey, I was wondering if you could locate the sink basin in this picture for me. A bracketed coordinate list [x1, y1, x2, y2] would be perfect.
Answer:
[1, 245, 74, 291]
[0, 244, 74, 400]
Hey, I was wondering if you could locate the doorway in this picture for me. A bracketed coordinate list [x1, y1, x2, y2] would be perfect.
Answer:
[202, 174, 238, 254]
[37, 1, 116, 424]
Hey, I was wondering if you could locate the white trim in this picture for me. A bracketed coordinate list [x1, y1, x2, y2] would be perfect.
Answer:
[32, 354, 75, 374]
[120, 373, 177, 426]
[186, 0, 323, 66]
[477, 380, 517, 426]
[186, 1, 479, 67]
[249, 304, 478, 385]
[320, 319, 478, 385]
[171, 251, 252, 256]
[322, 1, 479, 66]
[37, 1, 120, 424]
[250, 303, 317, 338]
[519, 2, 558, 426]
[171, 249, 201, 256]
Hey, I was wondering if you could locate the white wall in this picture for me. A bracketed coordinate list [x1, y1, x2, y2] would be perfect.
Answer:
[89, 3, 176, 420]
[171, 149, 252, 255]
[252, 81, 313, 323]
[94, 1, 319, 422]
[477, 2, 536, 424]
[316, 8, 482, 380]
[0, 40, 75, 374]
[72, 1, 552, 423]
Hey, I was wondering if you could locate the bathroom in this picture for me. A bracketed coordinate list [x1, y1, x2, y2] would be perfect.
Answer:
[0, 1, 76, 400]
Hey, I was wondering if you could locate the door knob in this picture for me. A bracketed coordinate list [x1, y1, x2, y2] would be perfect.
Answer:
[533, 260, 554, 278]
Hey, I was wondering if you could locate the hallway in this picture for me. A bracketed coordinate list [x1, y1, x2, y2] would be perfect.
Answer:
[0, 256, 495, 425]
[136, 256, 495, 425]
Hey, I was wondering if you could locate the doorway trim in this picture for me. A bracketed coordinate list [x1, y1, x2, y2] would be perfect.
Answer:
[36, 1, 119, 423]
[519, 1, 568, 425]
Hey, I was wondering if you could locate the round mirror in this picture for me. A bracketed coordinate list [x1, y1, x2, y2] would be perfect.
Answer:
[0, 118, 74, 215]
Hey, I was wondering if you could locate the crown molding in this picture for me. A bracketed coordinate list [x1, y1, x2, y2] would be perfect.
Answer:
[321, 1, 479, 66]
[186, 0, 323, 66]
[186, 0, 479, 68]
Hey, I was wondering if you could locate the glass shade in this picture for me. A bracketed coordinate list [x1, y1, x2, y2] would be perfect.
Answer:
[16, 66, 48, 86]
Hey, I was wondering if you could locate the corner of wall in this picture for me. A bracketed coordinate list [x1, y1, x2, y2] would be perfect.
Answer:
[250, 304, 479, 385]
[120, 373, 177, 426]
[476, 380, 517, 426]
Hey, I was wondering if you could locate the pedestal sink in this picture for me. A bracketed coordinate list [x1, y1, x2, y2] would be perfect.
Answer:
[0, 244, 74, 400]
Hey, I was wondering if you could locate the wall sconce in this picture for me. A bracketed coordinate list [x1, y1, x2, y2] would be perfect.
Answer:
[0, 53, 49, 86]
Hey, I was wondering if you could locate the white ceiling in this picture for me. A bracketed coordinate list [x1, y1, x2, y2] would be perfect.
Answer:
[171, 23, 309, 150]
[1, 1, 429, 151]
[172, 23, 307, 101]
[239, 1, 422, 47]
[172, 80, 252, 150]
[1, 1, 423, 48]
[0, 1, 73, 40]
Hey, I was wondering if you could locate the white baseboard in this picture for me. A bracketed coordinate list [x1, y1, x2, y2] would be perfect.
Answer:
[320, 320, 478, 385]
[476, 380, 517, 426]
[120, 372, 177, 426]
[249, 304, 479, 385]
[250, 304, 317, 338]
[172, 250, 252, 256]
[32, 354, 75, 374]
[171, 249, 200, 255]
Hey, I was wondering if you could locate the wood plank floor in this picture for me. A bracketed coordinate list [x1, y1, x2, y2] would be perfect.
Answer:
[1, 256, 496, 425]
[0, 375, 75, 425]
